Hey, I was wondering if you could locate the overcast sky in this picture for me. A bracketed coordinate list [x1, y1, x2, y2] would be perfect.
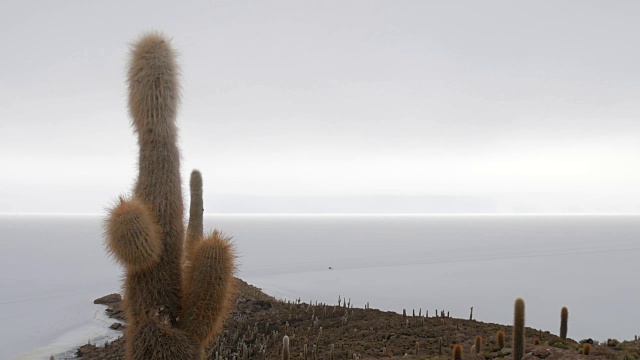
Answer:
[2, 1, 640, 214]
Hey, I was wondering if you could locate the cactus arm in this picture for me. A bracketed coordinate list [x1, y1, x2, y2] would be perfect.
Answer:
[185, 169, 204, 258]
[105, 197, 162, 272]
[179, 231, 237, 348]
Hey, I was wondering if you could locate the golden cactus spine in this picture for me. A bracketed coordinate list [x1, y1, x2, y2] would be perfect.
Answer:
[105, 32, 236, 359]
[560, 306, 568, 340]
[513, 298, 525, 360]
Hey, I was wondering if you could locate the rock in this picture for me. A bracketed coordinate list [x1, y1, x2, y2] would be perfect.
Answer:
[75, 343, 97, 357]
[94, 293, 122, 305]
[530, 347, 551, 358]
[109, 322, 122, 330]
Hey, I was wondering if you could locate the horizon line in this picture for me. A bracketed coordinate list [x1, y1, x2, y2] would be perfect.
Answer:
[2, 212, 640, 217]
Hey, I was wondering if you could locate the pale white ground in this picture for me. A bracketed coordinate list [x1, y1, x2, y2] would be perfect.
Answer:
[1, 214, 638, 359]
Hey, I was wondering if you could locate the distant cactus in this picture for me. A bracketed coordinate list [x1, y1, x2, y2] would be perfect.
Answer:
[513, 298, 525, 360]
[583, 343, 591, 355]
[105, 33, 237, 359]
[439, 337, 443, 355]
[534, 338, 540, 345]
[474, 335, 483, 354]
[560, 307, 569, 340]
[497, 331, 506, 350]
[452, 344, 463, 360]
[283, 336, 290, 360]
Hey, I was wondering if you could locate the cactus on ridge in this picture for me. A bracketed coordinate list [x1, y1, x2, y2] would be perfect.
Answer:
[560, 306, 569, 340]
[105, 32, 237, 359]
[513, 298, 525, 360]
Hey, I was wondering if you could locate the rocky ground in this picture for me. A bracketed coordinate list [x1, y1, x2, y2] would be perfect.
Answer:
[68, 280, 639, 359]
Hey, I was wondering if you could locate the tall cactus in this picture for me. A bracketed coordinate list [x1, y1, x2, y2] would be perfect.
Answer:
[560, 306, 568, 340]
[513, 298, 525, 360]
[105, 32, 237, 359]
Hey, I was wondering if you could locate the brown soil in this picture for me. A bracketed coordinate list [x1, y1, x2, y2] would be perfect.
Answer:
[68, 279, 639, 359]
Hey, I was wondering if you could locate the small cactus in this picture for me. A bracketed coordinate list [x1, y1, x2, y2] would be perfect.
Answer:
[513, 298, 525, 360]
[452, 344, 463, 360]
[474, 335, 483, 354]
[534, 338, 540, 345]
[497, 330, 506, 350]
[583, 343, 591, 355]
[282, 336, 290, 360]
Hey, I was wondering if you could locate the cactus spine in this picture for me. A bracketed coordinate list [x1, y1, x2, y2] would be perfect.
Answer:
[513, 298, 525, 360]
[452, 344, 463, 360]
[560, 306, 568, 340]
[105, 33, 236, 359]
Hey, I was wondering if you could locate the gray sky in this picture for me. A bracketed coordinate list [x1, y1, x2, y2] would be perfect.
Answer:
[2, 1, 640, 213]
